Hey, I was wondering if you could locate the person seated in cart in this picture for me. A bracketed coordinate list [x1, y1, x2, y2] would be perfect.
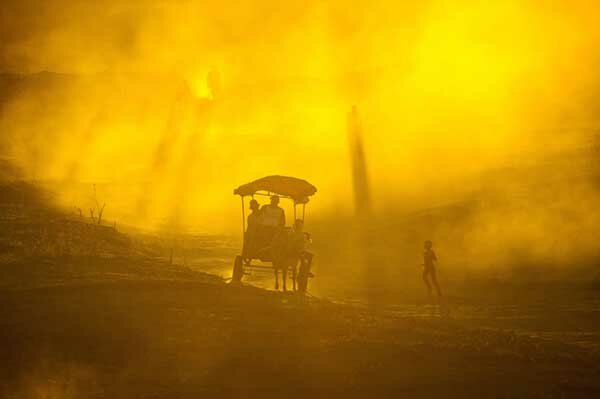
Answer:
[247, 199, 262, 230]
[260, 195, 286, 240]
[243, 199, 262, 255]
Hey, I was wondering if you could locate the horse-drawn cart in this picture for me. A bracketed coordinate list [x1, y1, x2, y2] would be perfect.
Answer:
[231, 175, 316, 293]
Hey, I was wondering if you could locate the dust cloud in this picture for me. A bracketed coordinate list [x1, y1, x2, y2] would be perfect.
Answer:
[1, 0, 600, 283]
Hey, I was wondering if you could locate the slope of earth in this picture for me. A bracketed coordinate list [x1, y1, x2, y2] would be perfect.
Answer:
[1, 180, 600, 398]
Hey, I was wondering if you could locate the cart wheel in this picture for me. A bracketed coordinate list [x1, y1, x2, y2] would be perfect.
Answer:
[232, 255, 244, 283]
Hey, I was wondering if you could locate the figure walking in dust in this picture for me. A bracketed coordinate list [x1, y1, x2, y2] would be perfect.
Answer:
[422, 240, 442, 297]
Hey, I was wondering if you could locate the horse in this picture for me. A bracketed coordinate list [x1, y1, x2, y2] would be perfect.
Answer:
[273, 256, 297, 292]
[270, 227, 303, 292]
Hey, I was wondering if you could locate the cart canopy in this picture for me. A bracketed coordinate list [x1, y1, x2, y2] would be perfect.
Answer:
[234, 175, 317, 203]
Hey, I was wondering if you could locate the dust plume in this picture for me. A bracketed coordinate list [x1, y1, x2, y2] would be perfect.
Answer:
[1, 0, 600, 280]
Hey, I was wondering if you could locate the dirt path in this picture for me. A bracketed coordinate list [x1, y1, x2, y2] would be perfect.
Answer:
[2, 276, 600, 398]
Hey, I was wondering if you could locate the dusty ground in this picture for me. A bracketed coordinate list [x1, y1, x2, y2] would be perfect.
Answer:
[2, 260, 600, 398]
[2, 182, 600, 398]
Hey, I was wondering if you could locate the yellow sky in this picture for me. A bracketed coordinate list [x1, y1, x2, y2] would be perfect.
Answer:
[2, 0, 600, 232]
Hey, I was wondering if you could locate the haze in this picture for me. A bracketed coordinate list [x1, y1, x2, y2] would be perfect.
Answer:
[1, 0, 599, 271]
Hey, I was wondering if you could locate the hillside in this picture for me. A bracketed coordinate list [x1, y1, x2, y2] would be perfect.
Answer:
[0, 179, 222, 289]
[0, 179, 600, 397]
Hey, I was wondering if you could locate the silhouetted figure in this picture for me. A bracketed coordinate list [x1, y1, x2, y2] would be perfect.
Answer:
[247, 199, 262, 230]
[347, 105, 371, 214]
[293, 219, 314, 295]
[261, 195, 285, 228]
[243, 199, 262, 256]
[260, 195, 286, 255]
[422, 240, 442, 297]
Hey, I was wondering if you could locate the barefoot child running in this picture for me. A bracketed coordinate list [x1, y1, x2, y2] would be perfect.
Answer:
[423, 240, 442, 298]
